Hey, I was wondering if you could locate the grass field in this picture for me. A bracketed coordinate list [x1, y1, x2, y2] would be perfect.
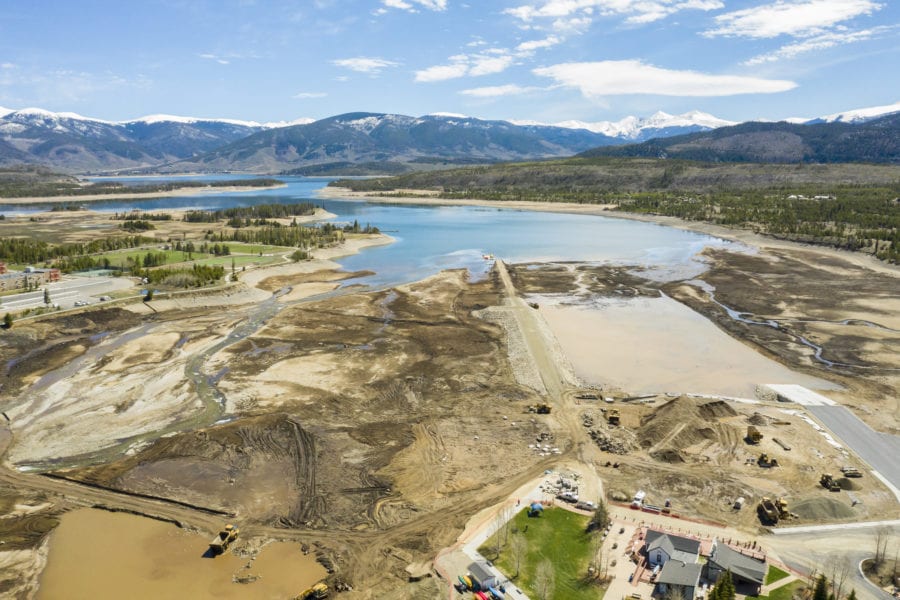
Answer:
[765, 565, 790, 585]
[224, 243, 294, 255]
[758, 579, 805, 600]
[479, 507, 601, 600]
[100, 248, 198, 267]
[195, 254, 284, 268]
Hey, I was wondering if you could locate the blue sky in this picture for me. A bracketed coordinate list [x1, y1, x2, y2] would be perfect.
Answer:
[0, 0, 896, 123]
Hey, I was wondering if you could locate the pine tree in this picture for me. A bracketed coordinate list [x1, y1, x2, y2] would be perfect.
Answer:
[712, 570, 735, 600]
[847, 589, 858, 600]
[813, 574, 829, 600]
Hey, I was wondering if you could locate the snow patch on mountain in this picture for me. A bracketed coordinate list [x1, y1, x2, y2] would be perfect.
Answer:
[510, 110, 736, 139]
[815, 101, 900, 123]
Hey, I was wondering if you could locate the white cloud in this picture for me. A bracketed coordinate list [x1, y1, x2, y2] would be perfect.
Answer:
[199, 53, 230, 65]
[415, 50, 517, 81]
[1, 63, 16, 69]
[332, 57, 400, 74]
[505, 0, 723, 27]
[743, 26, 892, 64]
[459, 84, 541, 97]
[379, 0, 447, 12]
[706, 0, 882, 39]
[469, 55, 516, 76]
[292, 91, 328, 99]
[515, 35, 561, 53]
[415, 34, 562, 83]
[533, 60, 797, 96]
[415, 62, 470, 82]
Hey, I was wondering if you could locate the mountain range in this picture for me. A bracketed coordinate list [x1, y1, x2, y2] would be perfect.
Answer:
[0, 102, 897, 174]
[579, 112, 900, 164]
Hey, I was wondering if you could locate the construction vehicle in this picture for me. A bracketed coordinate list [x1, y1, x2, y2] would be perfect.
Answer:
[208, 524, 239, 554]
[820, 473, 841, 492]
[757, 453, 779, 468]
[757, 497, 791, 524]
[746, 425, 763, 444]
[296, 583, 329, 600]
[527, 404, 552, 414]
[607, 409, 620, 426]
[841, 467, 863, 478]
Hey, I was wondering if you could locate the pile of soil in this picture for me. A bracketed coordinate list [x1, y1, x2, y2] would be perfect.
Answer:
[638, 397, 740, 461]
[748, 412, 772, 426]
[837, 477, 862, 491]
[791, 497, 855, 521]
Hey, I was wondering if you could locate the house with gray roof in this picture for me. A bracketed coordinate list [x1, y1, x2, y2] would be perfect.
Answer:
[706, 540, 767, 595]
[656, 560, 703, 600]
[645, 530, 701, 567]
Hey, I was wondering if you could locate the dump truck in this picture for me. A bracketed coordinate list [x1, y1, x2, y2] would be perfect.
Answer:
[607, 409, 620, 426]
[209, 524, 239, 554]
[757, 497, 780, 523]
[757, 497, 790, 523]
[746, 425, 763, 444]
[841, 467, 863, 478]
[757, 453, 779, 468]
[296, 583, 329, 600]
[820, 473, 841, 492]
[527, 404, 552, 414]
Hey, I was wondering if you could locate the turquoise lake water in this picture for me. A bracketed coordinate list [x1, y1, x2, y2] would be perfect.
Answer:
[3, 176, 736, 289]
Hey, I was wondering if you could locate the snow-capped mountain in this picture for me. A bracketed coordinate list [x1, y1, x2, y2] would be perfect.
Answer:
[1, 102, 897, 173]
[804, 101, 900, 124]
[0, 107, 316, 172]
[511, 110, 736, 142]
[169, 112, 619, 173]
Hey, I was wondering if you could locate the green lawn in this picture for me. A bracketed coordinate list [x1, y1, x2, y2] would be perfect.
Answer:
[100, 248, 203, 267]
[765, 565, 790, 586]
[479, 507, 601, 600]
[223, 243, 294, 255]
[194, 254, 283, 267]
[758, 579, 805, 600]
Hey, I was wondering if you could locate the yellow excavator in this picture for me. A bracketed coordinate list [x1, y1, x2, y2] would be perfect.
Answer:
[296, 583, 329, 599]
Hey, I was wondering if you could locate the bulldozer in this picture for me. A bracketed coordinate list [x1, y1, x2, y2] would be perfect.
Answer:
[757, 453, 779, 468]
[296, 583, 329, 600]
[820, 473, 841, 492]
[607, 409, 620, 426]
[746, 425, 763, 444]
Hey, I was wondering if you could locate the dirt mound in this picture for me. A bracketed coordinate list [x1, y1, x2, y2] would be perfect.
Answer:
[698, 400, 737, 420]
[650, 449, 685, 463]
[638, 397, 741, 463]
[791, 497, 855, 521]
[837, 477, 861, 491]
[748, 412, 772, 426]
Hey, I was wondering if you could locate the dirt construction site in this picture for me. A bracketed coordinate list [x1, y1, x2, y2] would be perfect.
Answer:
[0, 222, 898, 598]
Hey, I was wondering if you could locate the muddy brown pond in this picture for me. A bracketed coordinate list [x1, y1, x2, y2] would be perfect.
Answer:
[38, 508, 326, 599]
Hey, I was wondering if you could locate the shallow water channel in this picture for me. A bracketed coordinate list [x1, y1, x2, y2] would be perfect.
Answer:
[37, 508, 326, 600]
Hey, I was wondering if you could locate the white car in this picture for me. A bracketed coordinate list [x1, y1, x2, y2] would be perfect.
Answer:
[74, 300, 88, 307]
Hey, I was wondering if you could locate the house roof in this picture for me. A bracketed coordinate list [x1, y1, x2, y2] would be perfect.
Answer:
[709, 542, 767, 585]
[646, 530, 701, 560]
[657, 561, 703, 588]
[468, 561, 495, 584]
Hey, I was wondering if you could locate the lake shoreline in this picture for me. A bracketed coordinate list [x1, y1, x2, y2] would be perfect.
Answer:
[318, 186, 900, 277]
[0, 183, 287, 205]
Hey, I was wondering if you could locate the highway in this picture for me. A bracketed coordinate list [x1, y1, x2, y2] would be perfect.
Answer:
[0, 276, 132, 311]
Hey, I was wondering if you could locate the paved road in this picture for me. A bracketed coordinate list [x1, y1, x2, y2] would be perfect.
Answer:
[1, 276, 132, 311]
[766, 525, 898, 600]
[807, 405, 900, 498]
